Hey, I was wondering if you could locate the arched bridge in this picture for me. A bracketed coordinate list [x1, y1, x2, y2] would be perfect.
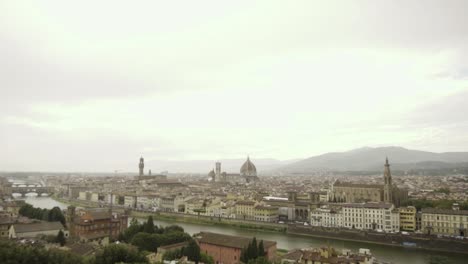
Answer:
[4, 186, 55, 197]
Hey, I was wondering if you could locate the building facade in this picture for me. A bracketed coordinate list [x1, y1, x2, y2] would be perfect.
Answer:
[331, 158, 407, 207]
[197, 232, 276, 264]
[399, 206, 417, 232]
[421, 208, 468, 237]
[310, 207, 343, 228]
[342, 203, 399, 232]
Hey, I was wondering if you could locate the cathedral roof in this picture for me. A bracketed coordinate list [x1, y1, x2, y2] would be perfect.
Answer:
[240, 156, 257, 176]
[208, 169, 215, 177]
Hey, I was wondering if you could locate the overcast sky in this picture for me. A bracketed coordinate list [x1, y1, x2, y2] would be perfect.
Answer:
[1, 0, 468, 172]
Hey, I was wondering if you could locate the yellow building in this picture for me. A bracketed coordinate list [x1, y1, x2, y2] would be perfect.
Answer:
[253, 205, 279, 222]
[399, 206, 417, 231]
[235, 200, 256, 220]
[421, 208, 468, 237]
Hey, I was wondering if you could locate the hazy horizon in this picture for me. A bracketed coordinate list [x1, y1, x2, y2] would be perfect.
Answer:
[2, 1, 468, 171]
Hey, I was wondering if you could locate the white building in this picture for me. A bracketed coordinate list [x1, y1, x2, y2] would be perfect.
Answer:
[310, 207, 343, 228]
[342, 203, 399, 233]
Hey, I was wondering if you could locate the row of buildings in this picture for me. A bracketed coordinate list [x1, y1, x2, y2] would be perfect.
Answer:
[310, 202, 468, 237]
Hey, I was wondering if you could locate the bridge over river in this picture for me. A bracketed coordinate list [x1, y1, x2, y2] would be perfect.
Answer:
[1, 181, 54, 197]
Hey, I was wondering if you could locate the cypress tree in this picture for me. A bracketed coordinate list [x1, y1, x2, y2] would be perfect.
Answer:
[56, 230, 66, 246]
[258, 240, 265, 257]
[144, 215, 155, 233]
[251, 237, 258, 259]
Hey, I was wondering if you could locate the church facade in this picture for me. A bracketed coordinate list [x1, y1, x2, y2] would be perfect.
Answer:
[331, 158, 407, 207]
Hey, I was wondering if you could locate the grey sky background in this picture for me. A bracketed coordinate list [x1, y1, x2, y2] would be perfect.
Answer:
[1, 0, 468, 172]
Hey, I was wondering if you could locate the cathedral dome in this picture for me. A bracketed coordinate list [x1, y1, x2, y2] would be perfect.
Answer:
[208, 169, 215, 177]
[240, 156, 257, 176]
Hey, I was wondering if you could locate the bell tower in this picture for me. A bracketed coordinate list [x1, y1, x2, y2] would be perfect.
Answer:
[383, 157, 392, 203]
[215, 161, 221, 182]
[139, 157, 144, 176]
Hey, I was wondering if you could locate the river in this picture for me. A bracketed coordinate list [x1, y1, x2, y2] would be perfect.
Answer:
[23, 196, 466, 264]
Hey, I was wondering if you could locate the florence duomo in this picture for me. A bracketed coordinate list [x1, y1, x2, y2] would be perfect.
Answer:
[208, 156, 259, 184]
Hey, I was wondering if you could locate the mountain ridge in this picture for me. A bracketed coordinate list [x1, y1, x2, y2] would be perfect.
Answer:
[278, 146, 468, 173]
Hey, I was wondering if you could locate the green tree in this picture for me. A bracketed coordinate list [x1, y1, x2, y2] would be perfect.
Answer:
[143, 215, 155, 233]
[57, 230, 66, 246]
[258, 240, 265, 257]
[183, 239, 201, 264]
[251, 237, 258, 259]
[200, 252, 214, 264]
[240, 246, 248, 263]
[247, 256, 271, 264]
[94, 244, 147, 264]
[162, 248, 183, 261]
[122, 218, 143, 242]
[131, 232, 159, 252]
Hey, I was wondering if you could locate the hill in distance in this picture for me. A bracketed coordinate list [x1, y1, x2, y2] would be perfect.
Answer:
[278, 146, 468, 173]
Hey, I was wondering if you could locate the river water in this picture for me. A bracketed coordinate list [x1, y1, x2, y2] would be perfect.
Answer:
[23, 196, 466, 264]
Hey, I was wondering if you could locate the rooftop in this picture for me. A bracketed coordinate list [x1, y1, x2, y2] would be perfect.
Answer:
[13, 221, 64, 233]
[196, 232, 276, 249]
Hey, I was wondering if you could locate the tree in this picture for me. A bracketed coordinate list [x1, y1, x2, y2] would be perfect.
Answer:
[251, 237, 258, 259]
[57, 230, 66, 246]
[200, 252, 214, 264]
[240, 246, 248, 263]
[122, 218, 143, 242]
[247, 256, 271, 264]
[143, 215, 155, 233]
[131, 232, 159, 252]
[258, 240, 265, 257]
[183, 239, 201, 264]
[162, 248, 183, 261]
[94, 244, 147, 264]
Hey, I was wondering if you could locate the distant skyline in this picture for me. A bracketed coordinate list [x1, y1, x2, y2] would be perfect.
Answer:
[1, 1, 468, 171]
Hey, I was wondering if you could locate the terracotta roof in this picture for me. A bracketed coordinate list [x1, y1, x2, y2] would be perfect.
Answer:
[334, 182, 382, 189]
[196, 232, 276, 249]
[282, 250, 303, 261]
[236, 200, 255, 206]
[422, 208, 468, 215]
[158, 241, 189, 251]
[13, 221, 64, 233]
[342, 202, 393, 209]
[240, 157, 257, 176]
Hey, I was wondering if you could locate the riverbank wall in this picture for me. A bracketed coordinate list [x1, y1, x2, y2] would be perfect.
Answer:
[130, 210, 287, 232]
[288, 225, 468, 255]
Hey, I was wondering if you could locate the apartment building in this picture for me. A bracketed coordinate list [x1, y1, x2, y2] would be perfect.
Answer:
[342, 203, 399, 232]
[421, 208, 468, 237]
[399, 206, 417, 231]
[310, 207, 343, 228]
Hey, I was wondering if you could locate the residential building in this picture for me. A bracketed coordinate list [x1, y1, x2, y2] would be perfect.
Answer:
[67, 206, 128, 241]
[421, 208, 468, 237]
[235, 200, 256, 220]
[9, 221, 68, 239]
[342, 203, 399, 232]
[310, 207, 343, 228]
[399, 206, 417, 231]
[253, 205, 278, 222]
[196, 232, 276, 264]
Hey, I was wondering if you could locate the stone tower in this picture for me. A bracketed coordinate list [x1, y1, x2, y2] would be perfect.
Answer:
[215, 162, 221, 182]
[139, 157, 144, 176]
[67, 206, 76, 236]
[383, 157, 392, 203]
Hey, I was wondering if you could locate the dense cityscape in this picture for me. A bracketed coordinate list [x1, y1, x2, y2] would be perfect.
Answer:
[2, 1, 468, 263]
[1, 154, 467, 263]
